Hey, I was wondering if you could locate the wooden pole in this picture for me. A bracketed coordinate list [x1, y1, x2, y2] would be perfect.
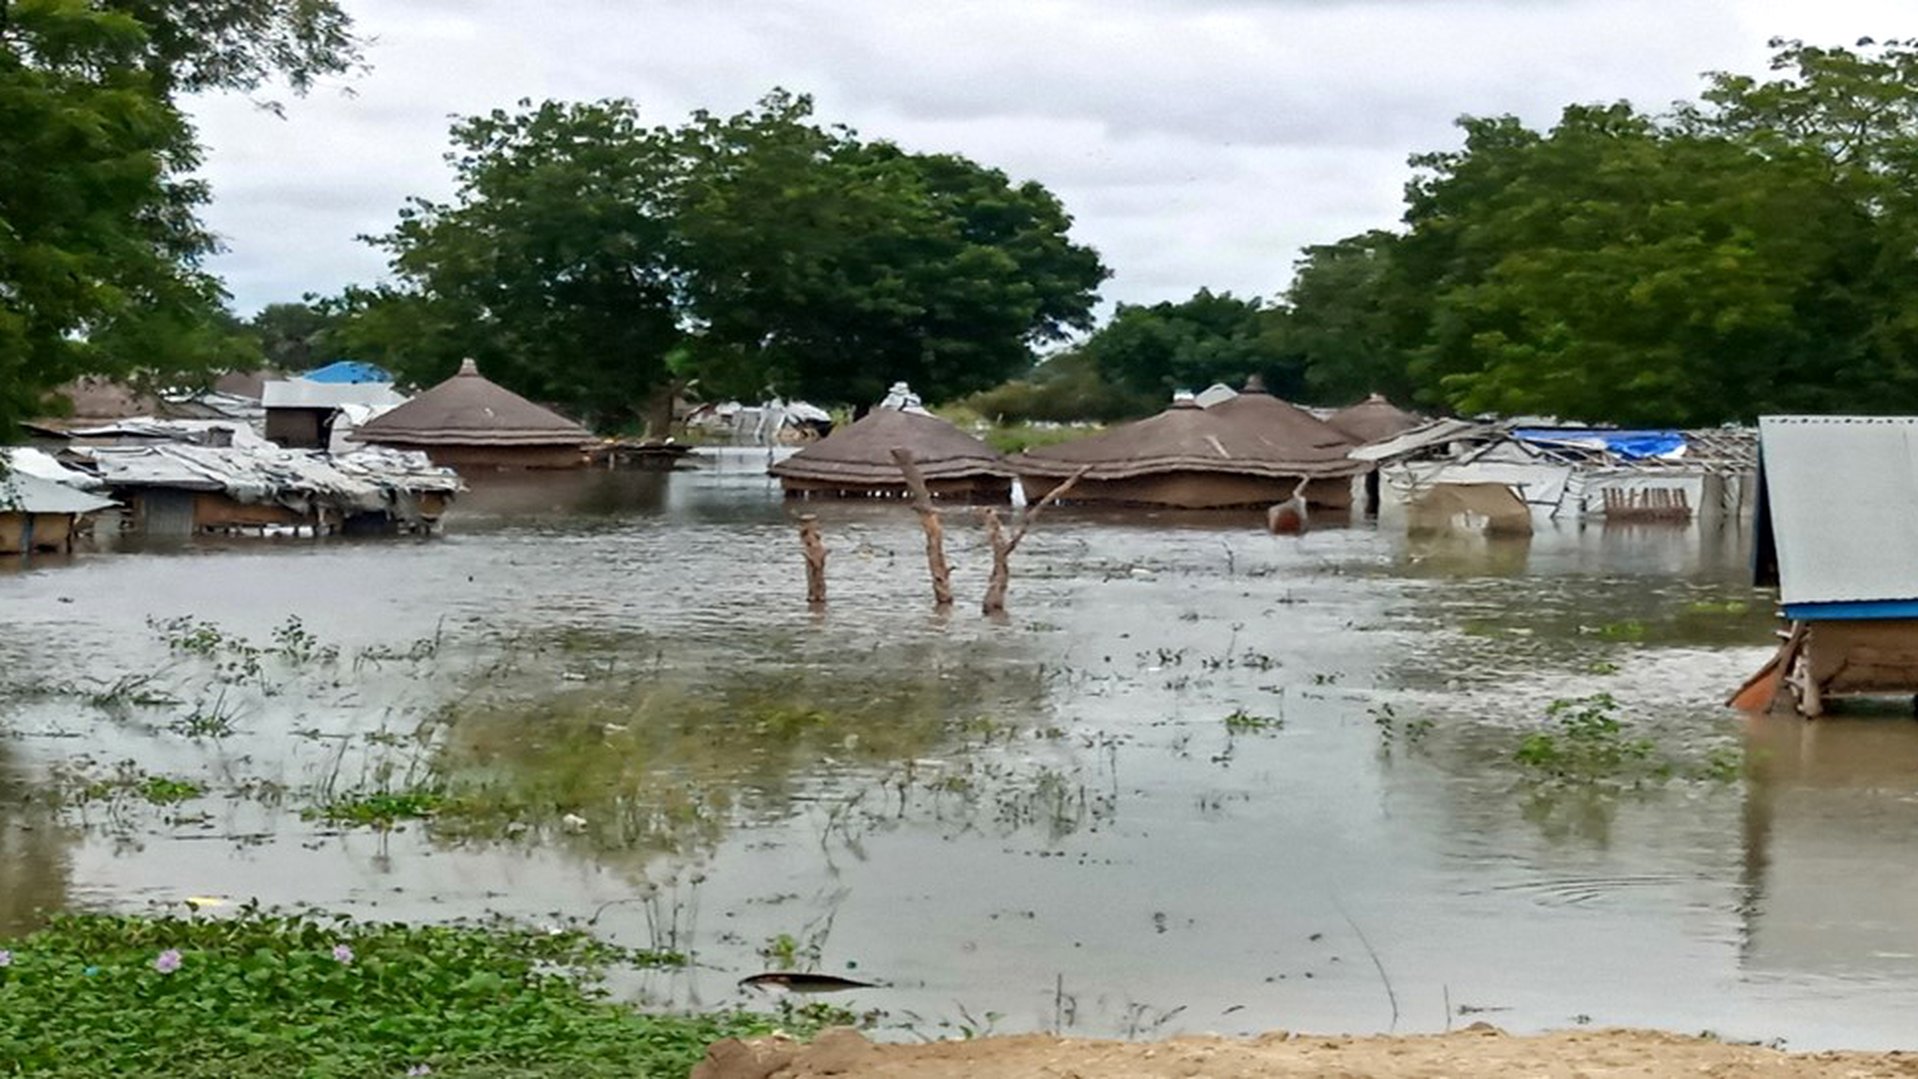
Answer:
[891, 447, 953, 607]
[980, 466, 1091, 615]
[798, 514, 828, 606]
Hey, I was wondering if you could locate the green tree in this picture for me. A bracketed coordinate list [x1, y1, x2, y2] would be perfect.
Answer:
[341, 91, 1108, 430]
[955, 348, 1158, 424]
[0, 0, 360, 436]
[356, 99, 683, 430]
[246, 300, 340, 371]
[1396, 104, 1882, 424]
[1281, 231, 1418, 406]
[1080, 289, 1304, 404]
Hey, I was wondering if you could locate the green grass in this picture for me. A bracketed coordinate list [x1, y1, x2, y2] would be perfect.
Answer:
[0, 907, 780, 1078]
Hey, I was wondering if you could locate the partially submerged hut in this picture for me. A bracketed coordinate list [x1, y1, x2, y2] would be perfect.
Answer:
[262, 378, 407, 451]
[769, 401, 1012, 501]
[1733, 416, 1918, 717]
[1, 471, 115, 556]
[349, 359, 593, 470]
[1008, 382, 1362, 510]
[1327, 394, 1420, 445]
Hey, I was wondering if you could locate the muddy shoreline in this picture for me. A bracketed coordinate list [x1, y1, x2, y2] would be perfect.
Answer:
[695, 1025, 1918, 1078]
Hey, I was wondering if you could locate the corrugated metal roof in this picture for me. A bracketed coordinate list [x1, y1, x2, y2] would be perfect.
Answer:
[1759, 415, 1918, 607]
[0, 472, 117, 515]
[262, 380, 408, 410]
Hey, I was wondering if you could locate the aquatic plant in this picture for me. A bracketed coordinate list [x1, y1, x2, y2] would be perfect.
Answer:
[0, 906, 773, 1077]
[1221, 708, 1283, 735]
[1370, 703, 1434, 749]
[305, 786, 450, 827]
[1514, 694, 1658, 781]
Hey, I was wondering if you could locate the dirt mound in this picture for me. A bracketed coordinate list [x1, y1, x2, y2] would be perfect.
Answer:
[693, 1025, 1918, 1079]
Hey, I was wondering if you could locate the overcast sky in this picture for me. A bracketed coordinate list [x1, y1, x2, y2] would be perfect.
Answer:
[187, 0, 1910, 318]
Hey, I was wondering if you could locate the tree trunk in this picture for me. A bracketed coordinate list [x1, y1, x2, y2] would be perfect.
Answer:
[642, 380, 683, 441]
[798, 514, 828, 606]
[891, 448, 953, 607]
[978, 466, 1090, 615]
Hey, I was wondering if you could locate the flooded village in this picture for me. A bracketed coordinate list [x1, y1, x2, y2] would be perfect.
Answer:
[9, 4, 1918, 1077]
[9, 362, 1918, 1068]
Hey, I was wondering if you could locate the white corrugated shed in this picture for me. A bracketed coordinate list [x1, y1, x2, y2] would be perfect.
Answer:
[262, 380, 408, 410]
[0, 471, 116, 515]
[1759, 415, 1918, 607]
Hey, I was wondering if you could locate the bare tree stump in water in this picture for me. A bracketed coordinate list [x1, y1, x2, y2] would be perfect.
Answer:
[980, 467, 1091, 615]
[798, 514, 828, 605]
[890, 447, 953, 607]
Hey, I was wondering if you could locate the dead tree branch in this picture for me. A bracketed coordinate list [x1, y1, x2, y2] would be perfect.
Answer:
[981, 466, 1091, 614]
[891, 447, 953, 607]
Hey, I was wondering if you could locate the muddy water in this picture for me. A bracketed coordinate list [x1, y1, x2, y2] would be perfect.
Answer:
[3, 449, 1917, 1050]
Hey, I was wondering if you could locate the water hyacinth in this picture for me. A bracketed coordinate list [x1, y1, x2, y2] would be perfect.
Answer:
[332, 943, 355, 965]
[153, 948, 182, 974]
[405, 1066, 433, 1077]
[0, 948, 12, 967]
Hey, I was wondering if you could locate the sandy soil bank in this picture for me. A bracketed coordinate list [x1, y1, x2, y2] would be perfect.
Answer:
[692, 1024, 1918, 1078]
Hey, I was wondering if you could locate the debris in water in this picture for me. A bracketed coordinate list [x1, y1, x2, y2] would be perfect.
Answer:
[738, 972, 878, 993]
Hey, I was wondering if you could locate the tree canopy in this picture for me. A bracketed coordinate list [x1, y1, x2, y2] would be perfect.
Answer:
[0, 0, 360, 435]
[334, 92, 1109, 430]
[1075, 289, 1302, 407]
[1281, 37, 1918, 426]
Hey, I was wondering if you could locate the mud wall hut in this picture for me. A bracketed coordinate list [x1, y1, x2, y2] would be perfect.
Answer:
[1, 472, 116, 556]
[768, 402, 1012, 501]
[1008, 386, 1362, 510]
[1738, 416, 1918, 717]
[349, 359, 594, 470]
[1327, 394, 1420, 446]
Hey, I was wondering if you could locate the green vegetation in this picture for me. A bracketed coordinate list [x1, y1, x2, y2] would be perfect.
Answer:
[1279, 38, 1918, 423]
[0, 0, 360, 435]
[325, 91, 1108, 431]
[1514, 694, 1740, 785]
[0, 907, 774, 1078]
[1220, 708, 1284, 735]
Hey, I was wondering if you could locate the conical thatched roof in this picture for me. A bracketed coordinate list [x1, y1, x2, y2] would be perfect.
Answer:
[1328, 394, 1420, 445]
[350, 360, 592, 447]
[769, 407, 1012, 484]
[1010, 391, 1360, 480]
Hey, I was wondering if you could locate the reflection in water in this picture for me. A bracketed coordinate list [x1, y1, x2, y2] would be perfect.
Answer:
[1, 454, 1916, 1048]
[1740, 713, 1918, 979]
[0, 747, 72, 936]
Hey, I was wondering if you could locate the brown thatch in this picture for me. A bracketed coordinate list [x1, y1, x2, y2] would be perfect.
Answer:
[769, 407, 1012, 500]
[350, 359, 592, 448]
[1010, 392, 1358, 481]
[1328, 394, 1421, 445]
[1009, 391, 1362, 510]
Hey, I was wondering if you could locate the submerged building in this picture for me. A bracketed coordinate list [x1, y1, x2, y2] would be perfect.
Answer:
[1008, 383, 1362, 510]
[769, 398, 1012, 501]
[350, 359, 594, 470]
[1735, 415, 1918, 717]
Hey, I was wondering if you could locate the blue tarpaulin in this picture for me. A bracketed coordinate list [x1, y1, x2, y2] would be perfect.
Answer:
[1511, 428, 1685, 461]
[301, 360, 393, 384]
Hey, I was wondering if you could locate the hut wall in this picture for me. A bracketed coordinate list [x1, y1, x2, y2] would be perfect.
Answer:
[193, 492, 311, 531]
[1019, 471, 1353, 511]
[379, 442, 588, 470]
[0, 513, 76, 555]
[265, 407, 329, 450]
[778, 475, 1011, 503]
[1805, 620, 1918, 697]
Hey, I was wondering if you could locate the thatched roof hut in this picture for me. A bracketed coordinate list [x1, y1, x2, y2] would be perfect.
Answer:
[1328, 394, 1421, 445]
[769, 405, 1013, 502]
[350, 359, 593, 470]
[1008, 387, 1362, 509]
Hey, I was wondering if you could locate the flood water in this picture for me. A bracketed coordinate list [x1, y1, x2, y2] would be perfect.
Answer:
[4, 448, 1918, 1050]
